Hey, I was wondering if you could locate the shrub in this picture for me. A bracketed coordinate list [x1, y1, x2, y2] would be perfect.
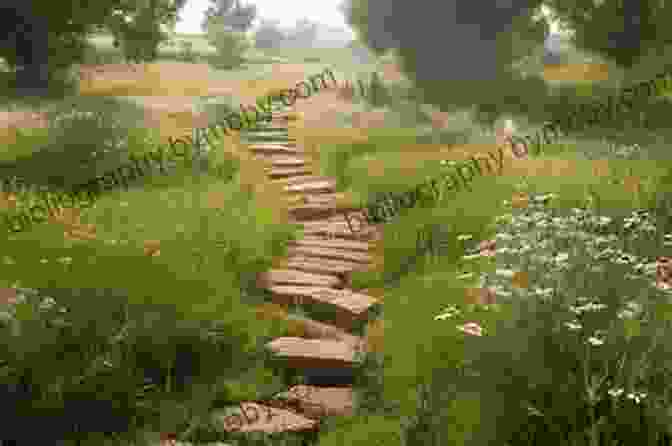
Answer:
[206, 27, 249, 70]
[429, 192, 672, 445]
[0, 96, 151, 191]
[177, 40, 198, 63]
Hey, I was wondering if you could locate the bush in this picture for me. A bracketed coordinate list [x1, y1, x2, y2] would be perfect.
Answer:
[0, 287, 263, 444]
[0, 96, 151, 191]
[207, 28, 249, 70]
[427, 192, 672, 445]
[177, 40, 198, 63]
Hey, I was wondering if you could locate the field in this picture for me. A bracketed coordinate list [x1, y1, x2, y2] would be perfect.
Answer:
[2, 32, 672, 446]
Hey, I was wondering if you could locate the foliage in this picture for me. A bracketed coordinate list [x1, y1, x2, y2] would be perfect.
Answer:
[544, 0, 672, 69]
[202, 0, 257, 33]
[0, 96, 150, 191]
[206, 18, 250, 69]
[105, 0, 187, 63]
[0, 1, 187, 94]
[176, 40, 198, 62]
[342, 0, 554, 126]
[0, 286, 266, 444]
[430, 192, 672, 445]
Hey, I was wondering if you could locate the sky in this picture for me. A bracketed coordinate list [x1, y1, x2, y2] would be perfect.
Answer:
[175, 0, 355, 34]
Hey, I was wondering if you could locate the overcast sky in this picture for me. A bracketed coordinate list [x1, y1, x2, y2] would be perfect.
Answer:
[175, 0, 355, 34]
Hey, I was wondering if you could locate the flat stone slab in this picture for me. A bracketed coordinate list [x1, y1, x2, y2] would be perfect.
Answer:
[288, 204, 338, 220]
[259, 156, 308, 167]
[213, 403, 318, 433]
[285, 193, 348, 205]
[267, 286, 377, 318]
[286, 246, 372, 264]
[266, 337, 360, 369]
[284, 314, 362, 347]
[272, 175, 330, 187]
[298, 224, 378, 241]
[273, 385, 355, 418]
[259, 269, 342, 288]
[288, 237, 372, 252]
[284, 256, 369, 276]
[248, 145, 303, 155]
[284, 180, 336, 194]
[267, 167, 314, 179]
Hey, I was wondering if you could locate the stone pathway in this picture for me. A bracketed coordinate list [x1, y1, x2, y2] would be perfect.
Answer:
[218, 98, 382, 435]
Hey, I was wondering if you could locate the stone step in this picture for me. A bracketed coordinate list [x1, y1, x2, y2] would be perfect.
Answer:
[284, 314, 362, 347]
[284, 180, 337, 194]
[271, 175, 330, 187]
[267, 286, 378, 329]
[272, 385, 355, 418]
[258, 269, 343, 288]
[284, 256, 369, 276]
[267, 167, 314, 179]
[266, 337, 361, 369]
[288, 237, 372, 253]
[284, 193, 349, 206]
[298, 224, 378, 241]
[286, 246, 372, 264]
[257, 156, 308, 167]
[244, 135, 296, 142]
[288, 204, 337, 220]
[248, 144, 304, 155]
[213, 403, 318, 433]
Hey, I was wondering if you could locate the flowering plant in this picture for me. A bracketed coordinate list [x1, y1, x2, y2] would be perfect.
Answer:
[433, 191, 672, 444]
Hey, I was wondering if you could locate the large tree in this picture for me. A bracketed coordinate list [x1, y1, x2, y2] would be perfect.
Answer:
[342, 0, 672, 127]
[341, 0, 550, 124]
[0, 0, 187, 96]
[202, 0, 257, 33]
[106, 0, 188, 63]
[544, 0, 672, 70]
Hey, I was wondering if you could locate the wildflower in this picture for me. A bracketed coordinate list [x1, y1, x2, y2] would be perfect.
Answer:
[495, 269, 516, 279]
[587, 336, 605, 346]
[435, 305, 461, 321]
[564, 320, 582, 331]
[626, 391, 647, 404]
[39, 297, 56, 311]
[554, 252, 569, 263]
[608, 388, 624, 398]
[457, 322, 483, 336]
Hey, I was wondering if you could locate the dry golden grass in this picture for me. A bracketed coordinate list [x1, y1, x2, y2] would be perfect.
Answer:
[256, 303, 288, 320]
[542, 63, 611, 82]
[78, 62, 310, 100]
[285, 318, 308, 337]
[364, 318, 384, 354]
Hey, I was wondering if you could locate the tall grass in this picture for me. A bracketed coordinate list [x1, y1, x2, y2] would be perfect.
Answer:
[0, 99, 300, 443]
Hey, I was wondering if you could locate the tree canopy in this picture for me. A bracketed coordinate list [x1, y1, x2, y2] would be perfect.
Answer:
[0, 0, 187, 95]
[341, 0, 672, 126]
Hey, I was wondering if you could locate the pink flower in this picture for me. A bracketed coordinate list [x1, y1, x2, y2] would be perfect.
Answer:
[457, 322, 484, 336]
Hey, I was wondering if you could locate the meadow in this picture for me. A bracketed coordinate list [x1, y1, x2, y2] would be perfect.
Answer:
[2, 29, 672, 446]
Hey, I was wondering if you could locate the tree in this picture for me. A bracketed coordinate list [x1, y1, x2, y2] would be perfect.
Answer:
[0, 0, 187, 96]
[342, 0, 550, 125]
[202, 0, 257, 33]
[206, 15, 250, 69]
[106, 0, 187, 63]
[543, 0, 672, 69]
[254, 20, 286, 49]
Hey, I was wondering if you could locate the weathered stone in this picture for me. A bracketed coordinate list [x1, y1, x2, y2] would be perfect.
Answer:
[258, 269, 342, 288]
